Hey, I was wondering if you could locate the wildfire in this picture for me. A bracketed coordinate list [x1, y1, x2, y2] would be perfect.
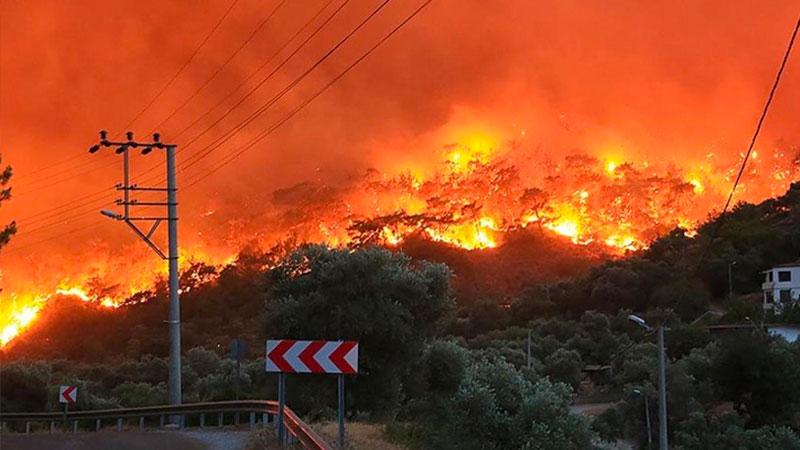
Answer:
[3, 131, 800, 349]
[547, 219, 581, 241]
[0, 245, 235, 348]
[1, 303, 40, 347]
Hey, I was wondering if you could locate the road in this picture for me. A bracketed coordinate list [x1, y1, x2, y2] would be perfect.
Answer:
[0, 430, 251, 450]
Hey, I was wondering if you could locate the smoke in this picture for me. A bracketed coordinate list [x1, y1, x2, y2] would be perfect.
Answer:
[1, 0, 800, 308]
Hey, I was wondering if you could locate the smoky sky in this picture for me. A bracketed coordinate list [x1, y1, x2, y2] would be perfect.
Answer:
[1, 0, 800, 285]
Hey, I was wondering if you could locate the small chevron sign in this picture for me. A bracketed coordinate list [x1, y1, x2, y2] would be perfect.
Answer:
[59, 385, 78, 404]
[266, 340, 359, 374]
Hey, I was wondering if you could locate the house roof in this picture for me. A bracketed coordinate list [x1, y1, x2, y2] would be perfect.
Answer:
[772, 260, 800, 269]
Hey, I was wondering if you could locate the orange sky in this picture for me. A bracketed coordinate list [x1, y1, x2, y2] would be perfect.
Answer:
[1, 0, 800, 300]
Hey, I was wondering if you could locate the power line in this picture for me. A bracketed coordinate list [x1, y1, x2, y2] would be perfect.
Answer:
[177, 0, 383, 176]
[176, 0, 355, 159]
[149, 0, 287, 134]
[15, 198, 114, 236]
[10, 0, 240, 190]
[3, 221, 104, 255]
[12, 153, 96, 182]
[13, 162, 169, 230]
[13, 158, 119, 197]
[184, 0, 435, 190]
[6, 0, 333, 236]
[3, 0, 434, 250]
[696, 15, 800, 268]
[170, 0, 338, 142]
[12, 0, 337, 207]
[121, 0, 241, 133]
[126, 0, 350, 185]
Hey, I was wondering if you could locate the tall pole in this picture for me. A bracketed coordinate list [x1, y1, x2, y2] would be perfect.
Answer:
[728, 261, 736, 301]
[167, 144, 182, 408]
[337, 374, 345, 450]
[277, 373, 286, 445]
[526, 329, 532, 370]
[643, 395, 652, 449]
[89, 130, 182, 412]
[657, 326, 668, 450]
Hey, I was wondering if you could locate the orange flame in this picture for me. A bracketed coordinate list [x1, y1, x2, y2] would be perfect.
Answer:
[3, 130, 799, 349]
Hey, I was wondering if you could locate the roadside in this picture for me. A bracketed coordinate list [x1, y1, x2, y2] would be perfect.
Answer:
[0, 430, 249, 450]
[246, 422, 409, 450]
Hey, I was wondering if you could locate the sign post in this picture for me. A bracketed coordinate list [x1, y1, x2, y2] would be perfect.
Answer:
[59, 385, 78, 428]
[266, 340, 358, 449]
[277, 373, 286, 444]
[230, 339, 247, 400]
[337, 374, 345, 449]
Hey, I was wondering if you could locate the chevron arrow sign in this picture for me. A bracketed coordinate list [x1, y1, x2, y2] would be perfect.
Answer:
[266, 340, 359, 374]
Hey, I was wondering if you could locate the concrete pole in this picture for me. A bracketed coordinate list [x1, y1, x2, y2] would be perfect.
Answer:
[338, 374, 345, 450]
[643, 395, 652, 449]
[167, 144, 182, 409]
[657, 326, 668, 450]
[123, 148, 130, 219]
[728, 260, 737, 301]
[277, 374, 286, 445]
[527, 329, 532, 370]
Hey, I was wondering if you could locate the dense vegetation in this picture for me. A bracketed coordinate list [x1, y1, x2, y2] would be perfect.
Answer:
[7, 183, 800, 448]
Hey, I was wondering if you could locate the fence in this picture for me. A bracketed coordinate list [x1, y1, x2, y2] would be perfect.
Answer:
[0, 400, 331, 450]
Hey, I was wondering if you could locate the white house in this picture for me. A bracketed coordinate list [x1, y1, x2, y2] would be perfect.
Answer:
[762, 261, 800, 313]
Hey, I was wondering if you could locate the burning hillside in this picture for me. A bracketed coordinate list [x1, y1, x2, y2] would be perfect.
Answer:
[2, 0, 800, 349]
[4, 134, 800, 348]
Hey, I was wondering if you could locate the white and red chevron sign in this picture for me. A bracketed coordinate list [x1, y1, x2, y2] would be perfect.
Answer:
[266, 340, 359, 374]
[59, 385, 78, 404]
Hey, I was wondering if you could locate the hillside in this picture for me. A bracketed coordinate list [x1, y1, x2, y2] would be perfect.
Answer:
[2, 225, 602, 362]
[6, 181, 800, 362]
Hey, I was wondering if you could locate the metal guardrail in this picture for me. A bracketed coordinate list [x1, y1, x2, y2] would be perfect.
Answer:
[0, 400, 332, 450]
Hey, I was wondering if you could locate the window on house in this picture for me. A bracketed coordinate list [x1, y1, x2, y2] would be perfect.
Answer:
[781, 290, 792, 302]
[769, 272, 774, 282]
[779, 271, 791, 282]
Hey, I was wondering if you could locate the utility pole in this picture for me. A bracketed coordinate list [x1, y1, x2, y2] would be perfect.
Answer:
[628, 315, 668, 450]
[526, 329, 532, 370]
[632, 388, 652, 449]
[728, 260, 737, 301]
[89, 130, 182, 410]
[656, 325, 668, 450]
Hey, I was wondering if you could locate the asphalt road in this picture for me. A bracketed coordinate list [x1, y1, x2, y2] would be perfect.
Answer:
[0, 430, 250, 450]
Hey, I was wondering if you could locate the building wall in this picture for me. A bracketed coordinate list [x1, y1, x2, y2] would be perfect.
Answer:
[763, 266, 800, 313]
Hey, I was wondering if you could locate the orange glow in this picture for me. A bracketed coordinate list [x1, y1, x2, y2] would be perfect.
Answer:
[688, 177, 705, 194]
[548, 220, 580, 240]
[1, 303, 41, 347]
[4, 134, 800, 348]
[3, 0, 800, 349]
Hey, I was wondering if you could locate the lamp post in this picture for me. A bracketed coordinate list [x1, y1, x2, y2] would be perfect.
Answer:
[633, 388, 653, 449]
[628, 315, 668, 450]
[728, 260, 737, 301]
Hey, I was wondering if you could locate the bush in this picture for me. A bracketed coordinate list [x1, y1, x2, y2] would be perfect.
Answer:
[542, 348, 583, 389]
[403, 349, 594, 450]
[0, 362, 51, 412]
[111, 382, 167, 407]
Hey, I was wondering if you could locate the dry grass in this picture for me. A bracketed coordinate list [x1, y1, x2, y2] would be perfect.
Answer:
[315, 422, 409, 450]
[246, 422, 409, 450]
[245, 427, 283, 450]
